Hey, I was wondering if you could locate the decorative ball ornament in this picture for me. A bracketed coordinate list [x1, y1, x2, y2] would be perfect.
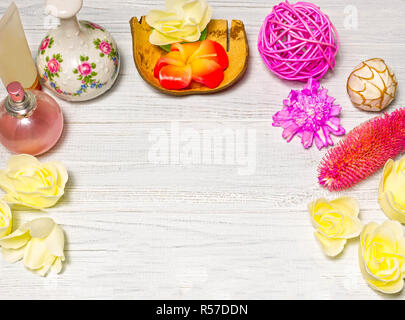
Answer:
[258, 1, 339, 82]
[347, 58, 397, 112]
[36, 0, 120, 102]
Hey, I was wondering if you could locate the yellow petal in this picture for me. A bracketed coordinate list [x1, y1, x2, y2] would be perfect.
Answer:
[330, 197, 360, 218]
[50, 162, 69, 190]
[44, 224, 65, 258]
[149, 29, 181, 46]
[51, 257, 63, 274]
[29, 218, 55, 238]
[340, 215, 363, 239]
[165, 0, 185, 12]
[145, 10, 179, 28]
[379, 158, 405, 223]
[0, 229, 31, 249]
[0, 171, 14, 194]
[23, 238, 54, 270]
[34, 260, 55, 277]
[0, 200, 12, 238]
[198, 3, 212, 31]
[182, 0, 208, 25]
[2, 246, 26, 263]
[314, 232, 347, 257]
[311, 198, 334, 216]
[5, 154, 40, 173]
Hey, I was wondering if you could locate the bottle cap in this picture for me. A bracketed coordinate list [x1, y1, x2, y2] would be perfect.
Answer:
[7, 82, 25, 103]
[5, 82, 36, 118]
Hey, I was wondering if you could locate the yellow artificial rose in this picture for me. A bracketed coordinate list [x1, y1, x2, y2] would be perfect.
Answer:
[0, 217, 65, 277]
[0, 154, 68, 209]
[308, 197, 363, 257]
[146, 0, 212, 46]
[0, 200, 12, 238]
[359, 220, 405, 294]
[379, 157, 405, 224]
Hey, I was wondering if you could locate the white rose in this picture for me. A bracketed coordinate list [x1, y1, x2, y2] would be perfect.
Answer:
[146, 0, 212, 46]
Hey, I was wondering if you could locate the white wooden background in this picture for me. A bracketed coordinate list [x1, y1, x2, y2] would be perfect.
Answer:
[0, 0, 404, 300]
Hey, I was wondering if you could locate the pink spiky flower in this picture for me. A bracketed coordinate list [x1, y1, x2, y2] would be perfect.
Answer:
[319, 108, 405, 191]
[273, 78, 345, 150]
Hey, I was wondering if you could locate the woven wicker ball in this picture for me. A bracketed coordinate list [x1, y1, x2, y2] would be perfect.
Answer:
[258, 1, 339, 82]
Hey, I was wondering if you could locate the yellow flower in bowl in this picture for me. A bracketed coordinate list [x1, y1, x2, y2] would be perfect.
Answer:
[379, 157, 405, 224]
[0, 200, 12, 238]
[308, 197, 363, 257]
[0, 155, 68, 209]
[359, 220, 405, 294]
[146, 0, 212, 46]
[0, 217, 65, 277]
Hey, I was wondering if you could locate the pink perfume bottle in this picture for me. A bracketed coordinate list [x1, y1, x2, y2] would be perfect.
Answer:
[0, 82, 64, 156]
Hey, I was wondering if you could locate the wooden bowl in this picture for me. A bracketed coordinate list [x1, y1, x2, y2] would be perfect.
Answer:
[130, 17, 249, 96]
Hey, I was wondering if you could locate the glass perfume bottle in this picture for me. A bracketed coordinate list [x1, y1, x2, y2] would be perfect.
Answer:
[0, 82, 64, 156]
[0, 2, 41, 90]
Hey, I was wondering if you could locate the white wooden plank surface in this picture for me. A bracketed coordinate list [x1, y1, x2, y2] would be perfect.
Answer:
[0, 0, 404, 299]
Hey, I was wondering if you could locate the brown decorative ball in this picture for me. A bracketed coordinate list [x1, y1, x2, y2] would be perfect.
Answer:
[347, 58, 397, 112]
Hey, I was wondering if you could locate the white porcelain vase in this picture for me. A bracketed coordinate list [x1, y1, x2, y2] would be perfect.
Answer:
[36, 0, 120, 102]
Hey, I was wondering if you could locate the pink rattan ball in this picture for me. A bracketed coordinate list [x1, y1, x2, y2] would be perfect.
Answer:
[258, 1, 340, 82]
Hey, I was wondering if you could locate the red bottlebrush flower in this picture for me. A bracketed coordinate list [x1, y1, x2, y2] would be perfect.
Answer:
[319, 108, 405, 191]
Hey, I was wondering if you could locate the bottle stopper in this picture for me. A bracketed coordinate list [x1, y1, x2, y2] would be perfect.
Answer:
[7, 82, 25, 103]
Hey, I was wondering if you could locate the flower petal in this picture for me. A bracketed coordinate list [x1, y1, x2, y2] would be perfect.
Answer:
[159, 64, 193, 90]
[0, 229, 31, 250]
[182, 0, 208, 25]
[2, 246, 26, 263]
[190, 58, 223, 88]
[149, 29, 181, 46]
[29, 217, 56, 239]
[0, 200, 12, 238]
[171, 41, 201, 61]
[5, 154, 40, 173]
[198, 2, 212, 31]
[189, 40, 229, 70]
[51, 257, 63, 274]
[145, 10, 179, 28]
[301, 130, 314, 149]
[154, 51, 185, 78]
[23, 238, 54, 271]
[44, 224, 65, 258]
[330, 197, 360, 218]
[315, 232, 347, 257]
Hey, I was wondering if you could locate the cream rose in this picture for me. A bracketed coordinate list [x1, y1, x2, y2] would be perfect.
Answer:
[379, 157, 405, 224]
[0, 154, 68, 209]
[0, 217, 65, 277]
[359, 220, 405, 294]
[308, 197, 363, 257]
[146, 0, 212, 46]
[0, 200, 12, 238]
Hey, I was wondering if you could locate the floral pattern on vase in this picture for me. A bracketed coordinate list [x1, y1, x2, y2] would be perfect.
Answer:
[43, 54, 63, 82]
[36, 19, 120, 102]
[72, 56, 106, 96]
[93, 39, 118, 65]
[83, 21, 105, 32]
[39, 36, 54, 55]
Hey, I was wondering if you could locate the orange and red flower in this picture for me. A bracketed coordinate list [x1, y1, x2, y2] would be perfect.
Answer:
[154, 40, 229, 90]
